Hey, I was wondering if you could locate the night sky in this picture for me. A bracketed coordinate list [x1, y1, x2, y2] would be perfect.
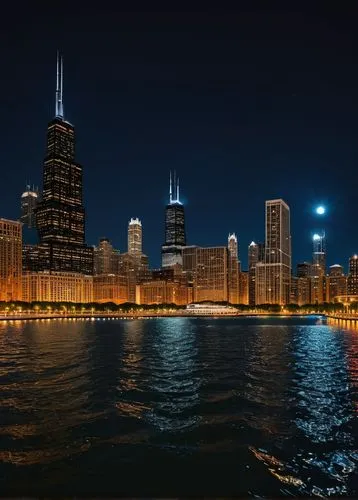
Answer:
[1, 5, 357, 270]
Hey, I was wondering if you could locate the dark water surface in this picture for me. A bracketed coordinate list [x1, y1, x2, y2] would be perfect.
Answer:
[0, 316, 357, 496]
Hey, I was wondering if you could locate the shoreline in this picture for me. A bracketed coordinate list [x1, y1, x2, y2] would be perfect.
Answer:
[0, 312, 325, 322]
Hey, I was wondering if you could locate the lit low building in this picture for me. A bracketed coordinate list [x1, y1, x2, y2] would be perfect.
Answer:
[186, 303, 237, 315]
[334, 295, 358, 305]
[0, 218, 22, 301]
[93, 274, 128, 304]
[22, 272, 93, 303]
[137, 280, 188, 305]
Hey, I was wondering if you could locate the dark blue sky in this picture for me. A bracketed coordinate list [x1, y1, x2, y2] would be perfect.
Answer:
[1, 6, 357, 270]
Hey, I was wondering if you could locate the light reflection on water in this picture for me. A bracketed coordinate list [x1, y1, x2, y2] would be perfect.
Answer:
[0, 317, 357, 496]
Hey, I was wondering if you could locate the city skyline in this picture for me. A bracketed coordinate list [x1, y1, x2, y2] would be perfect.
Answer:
[1, 7, 358, 269]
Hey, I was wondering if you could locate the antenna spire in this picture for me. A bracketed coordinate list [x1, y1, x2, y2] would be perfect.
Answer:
[56, 51, 64, 119]
[169, 171, 172, 203]
[176, 177, 180, 202]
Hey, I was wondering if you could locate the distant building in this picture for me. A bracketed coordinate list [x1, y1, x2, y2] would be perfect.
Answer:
[93, 274, 128, 304]
[137, 280, 188, 306]
[256, 199, 291, 305]
[128, 218, 142, 257]
[347, 255, 358, 296]
[239, 270, 249, 305]
[20, 184, 39, 229]
[327, 264, 347, 302]
[297, 262, 312, 278]
[22, 271, 93, 303]
[161, 172, 186, 267]
[228, 233, 240, 304]
[194, 246, 228, 302]
[118, 252, 149, 303]
[0, 218, 22, 301]
[248, 241, 264, 305]
[94, 238, 116, 275]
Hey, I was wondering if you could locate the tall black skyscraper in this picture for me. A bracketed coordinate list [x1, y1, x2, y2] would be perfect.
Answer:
[161, 172, 186, 267]
[34, 53, 93, 274]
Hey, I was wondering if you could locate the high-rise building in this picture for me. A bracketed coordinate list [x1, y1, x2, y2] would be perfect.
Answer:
[20, 184, 39, 229]
[128, 218, 142, 256]
[228, 233, 240, 304]
[347, 254, 358, 296]
[94, 238, 116, 275]
[256, 199, 291, 305]
[0, 218, 22, 301]
[312, 232, 326, 276]
[161, 172, 186, 268]
[327, 264, 347, 302]
[297, 262, 312, 277]
[248, 241, 265, 305]
[34, 53, 93, 275]
[193, 246, 228, 302]
[239, 270, 249, 304]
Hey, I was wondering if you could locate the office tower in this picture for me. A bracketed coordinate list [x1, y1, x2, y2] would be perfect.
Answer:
[128, 218, 142, 256]
[161, 171, 186, 267]
[194, 246, 228, 302]
[310, 233, 326, 304]
[94, 238, 116, 275]
[228, 233, 240, 304]
[256, 199, 291, 305]
[22, 272, 93, 303]
[312, 232, 326, 275]
[297, 262, 312, 277]
[239, 271, 249, 304]
[0, 218, 22, 301]
[248, 241, 264, 306]
[327, 264, 347, 302]
[295, 262, 311, 305]
[34, 53, 93, 274]
[347, 255, 358, 296]
[21, 184, 39, 228]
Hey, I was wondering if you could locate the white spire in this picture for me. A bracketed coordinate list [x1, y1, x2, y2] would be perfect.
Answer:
[56, 51, 64, 119]
[169, 171, 172, 204]
[176, 177, 180, 202]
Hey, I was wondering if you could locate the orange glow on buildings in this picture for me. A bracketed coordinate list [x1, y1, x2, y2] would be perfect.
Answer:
[22, 271, 93, 303]
[0, 218, 22, 301]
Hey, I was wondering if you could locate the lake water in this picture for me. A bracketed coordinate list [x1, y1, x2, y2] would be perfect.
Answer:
[0, 316, 357, 496]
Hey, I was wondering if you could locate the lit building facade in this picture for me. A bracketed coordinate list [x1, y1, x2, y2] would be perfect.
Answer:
[128, 218, 142, 256]
[94, 238, 116, 275]
[256, 199, 291, 305]
[118, 252, 149, 303]
[93, 274, 128, 304]
[33, 53, 93, 275]
[326, 264, 347, 302]
[20, 185, 39, 228]
[22, 271, 93, 303]
[248, 241, 265, 305]
[228, 233, 240, 304]
[161, 172, 186, 267]
[194, 246, 228, 302]
[137, 280, 188, 306]
[0, 218, 22, 302]
[347, 255, 358, 296]
[239, 270, 249, 304]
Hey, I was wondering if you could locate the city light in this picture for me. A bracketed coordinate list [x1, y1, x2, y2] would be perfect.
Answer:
[315, 205, 326, 215]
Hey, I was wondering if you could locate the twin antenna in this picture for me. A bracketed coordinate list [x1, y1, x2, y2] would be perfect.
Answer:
[55, 51, 64, 119]
[169, 171, 181, 204]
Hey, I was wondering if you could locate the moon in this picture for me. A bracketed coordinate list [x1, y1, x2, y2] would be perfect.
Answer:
[315, 206, 325, 215]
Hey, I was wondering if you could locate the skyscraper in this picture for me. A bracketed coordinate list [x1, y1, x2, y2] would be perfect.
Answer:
[312, 232, 326, 276]
[347, 254, 358, 296]
[248, 241, 264, 305]
[161, 171, 186, 268]
[228, 233, 240, 304]
[128, 218, 142, 256]
[20, 184, 39, 228]
[256, 199, 291, 305]
[0, 218, 22, 301]
[327, 264, 347, 302]
[94, 238, 115, 275]
[34, 53, 93, 274]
